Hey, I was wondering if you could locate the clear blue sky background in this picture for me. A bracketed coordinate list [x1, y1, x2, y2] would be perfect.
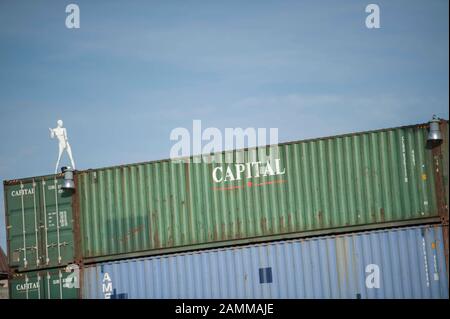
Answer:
[0, 0, 448, 251]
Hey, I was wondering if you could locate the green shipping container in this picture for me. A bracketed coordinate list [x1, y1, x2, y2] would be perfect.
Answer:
[78, 121, 448, 262]
[4, 175, 76, 272]
[9, 266, 80, 299]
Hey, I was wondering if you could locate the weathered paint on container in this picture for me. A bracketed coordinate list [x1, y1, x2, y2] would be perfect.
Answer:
[9, 266, 80, 299]
[431, 121, 449, 274]
[78, 121, 448, 262]
[82, 225, 448, 299]
[4, 175, 75, 272]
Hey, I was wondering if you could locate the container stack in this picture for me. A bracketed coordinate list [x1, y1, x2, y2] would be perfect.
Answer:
[4, 120, 449, 299]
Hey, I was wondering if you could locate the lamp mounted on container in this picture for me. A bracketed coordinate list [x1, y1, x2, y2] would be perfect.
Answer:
[61, 166, 75, 192]
[427, 115, 443, 147]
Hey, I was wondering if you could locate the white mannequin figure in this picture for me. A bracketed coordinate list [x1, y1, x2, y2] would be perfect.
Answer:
[49, 120, 76, 173]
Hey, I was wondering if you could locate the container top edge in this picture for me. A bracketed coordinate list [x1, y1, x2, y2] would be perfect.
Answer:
[3, 173, 64, 186]
[4, 119, 448, 183]
[75, 120, 448, 174]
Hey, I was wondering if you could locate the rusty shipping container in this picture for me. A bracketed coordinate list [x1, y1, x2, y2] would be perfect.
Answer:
[78, 120, 448, 263]
[8, 224, 449, 299]
[3, 120, 449, 269]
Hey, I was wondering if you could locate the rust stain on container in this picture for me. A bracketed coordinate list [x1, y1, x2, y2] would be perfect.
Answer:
[279, 215, 285, 233]
[380, 208, 385, 221]
[317, 211, 323, 222]
[221, 223, 226, 241]
[260, 217, 268, 234]
[236, 218, 242, 238]
[287, 214, 293, 230]
[118, 224, 144, 243]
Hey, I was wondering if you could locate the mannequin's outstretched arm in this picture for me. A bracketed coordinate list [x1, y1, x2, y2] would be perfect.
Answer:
[49, 128, 54, 138]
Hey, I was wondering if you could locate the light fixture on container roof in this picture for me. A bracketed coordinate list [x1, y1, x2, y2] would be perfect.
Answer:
[61, 166, 75, 191]
[427, 115, 443, 142]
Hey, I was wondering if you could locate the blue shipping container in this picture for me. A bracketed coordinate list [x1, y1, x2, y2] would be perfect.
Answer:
[83, 225, 448, 299]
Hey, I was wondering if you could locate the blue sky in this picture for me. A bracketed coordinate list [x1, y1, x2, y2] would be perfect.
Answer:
[0, 0, 448, 251]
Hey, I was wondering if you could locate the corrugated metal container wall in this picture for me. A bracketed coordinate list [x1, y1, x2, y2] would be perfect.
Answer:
[78, 122, 446, 261]
[4, 175, 75, 272]
[82, 225, 448, 299]
[9, 266, 80, 299]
